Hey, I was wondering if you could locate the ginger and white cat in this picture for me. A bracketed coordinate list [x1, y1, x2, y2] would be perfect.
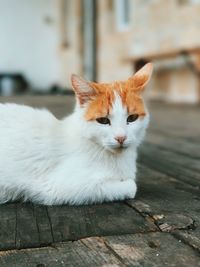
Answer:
[0, 63, 153, 205]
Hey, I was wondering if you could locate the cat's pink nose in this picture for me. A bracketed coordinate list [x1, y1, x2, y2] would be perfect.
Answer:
[115, 136, 127, 145]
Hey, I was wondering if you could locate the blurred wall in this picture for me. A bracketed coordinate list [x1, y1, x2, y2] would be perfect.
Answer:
[97, 0, 133, 82]
[0, 0, 82, 91]
[97, 0, 200, 103]
[0, 0, 200, 102]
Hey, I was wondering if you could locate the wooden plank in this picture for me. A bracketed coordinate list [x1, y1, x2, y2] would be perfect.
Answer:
[0, 95, 75, 119]
[127, 165, 200, 250]
[15, 203, 40, 249]
[1, 204, 53, 250]
[0, 237, 122, 267]
[139, 142, 200, 187]
[0, 204, 16, 250]
[0, 201, 155, 251]
[0, 233, 199, 267]
[32, 205, 54, 245]
[47, 202, 156, 243]
[104, 232, 200, 267]
[133, 165, 199, 217]
[146, 130, 200, 159]
[0, 204, 53, 251]
[142, 141, 200, 172]
[149, 126, 200, 146]
[148, 103, 200, 142]
[173, 228, 200, 253]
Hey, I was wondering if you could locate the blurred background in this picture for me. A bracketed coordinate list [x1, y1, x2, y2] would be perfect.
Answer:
[0, 0, 200, 103]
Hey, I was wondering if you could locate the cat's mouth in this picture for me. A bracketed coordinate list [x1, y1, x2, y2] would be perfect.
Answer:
[116, 144, 129, 150]
[105, 143, 129, 153]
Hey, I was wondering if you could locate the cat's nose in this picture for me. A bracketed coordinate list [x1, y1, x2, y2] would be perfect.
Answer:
[115, 136, 127, 145]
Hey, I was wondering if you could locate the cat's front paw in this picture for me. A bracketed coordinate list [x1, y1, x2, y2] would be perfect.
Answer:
[101, 179, 137, 202]
[121, 179, 137, 199]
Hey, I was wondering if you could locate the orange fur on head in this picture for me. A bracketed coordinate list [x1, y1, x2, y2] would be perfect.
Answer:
[71, 63, 153, 121]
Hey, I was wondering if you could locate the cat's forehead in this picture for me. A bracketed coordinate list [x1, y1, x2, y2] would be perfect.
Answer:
[110, 93, 127, 117]
[84, 81, 146, 121]
[91, 80, 128, 93]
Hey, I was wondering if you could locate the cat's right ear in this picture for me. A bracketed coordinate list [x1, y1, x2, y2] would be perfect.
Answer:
[71, 74, 96, 105]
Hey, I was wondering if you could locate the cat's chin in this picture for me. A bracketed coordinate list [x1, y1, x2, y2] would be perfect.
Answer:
[105, 145, 129, 154]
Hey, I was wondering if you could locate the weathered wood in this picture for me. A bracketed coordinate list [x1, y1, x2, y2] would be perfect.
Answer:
[0, 204, 16, 250]
[0, 95, 75, 119]
[127, 165, 200, 250]
[104, 232, 200, 267]
[46, 202, 156, 242]
[0, 201, 155, 250]
[130, 165, 199, 219]
[139, 142, 200, 187]
[0, 237, 122, 267]
[173, 229, 200, 253]
[146, 130, 200, 159]
[33, 205, 54, 245]
[0, 233, 199, 267]
[143, 141, 200, 172]
[15, 203, 41, 249]
[148, 102, 200, 142]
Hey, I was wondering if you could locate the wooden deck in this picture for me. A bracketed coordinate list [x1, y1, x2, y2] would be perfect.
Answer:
[0, 95, 200, 266]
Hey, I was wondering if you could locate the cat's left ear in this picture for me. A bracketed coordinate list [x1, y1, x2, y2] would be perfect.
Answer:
[129, 63, 153, 92]
[71, 74, 96, 105]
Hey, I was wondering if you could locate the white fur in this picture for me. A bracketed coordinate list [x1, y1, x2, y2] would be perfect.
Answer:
[0, 96, 149, 205]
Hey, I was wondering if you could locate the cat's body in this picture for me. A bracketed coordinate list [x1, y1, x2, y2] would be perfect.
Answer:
[0, 63, 153, 205]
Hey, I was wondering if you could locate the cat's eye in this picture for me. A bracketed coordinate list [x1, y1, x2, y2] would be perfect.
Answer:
[127, 114, 139, 124]
[96, 117, 110, 125]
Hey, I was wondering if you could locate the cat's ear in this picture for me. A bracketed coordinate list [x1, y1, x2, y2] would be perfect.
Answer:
[129, 63, 153, 92]
[71, 74, 96, 105]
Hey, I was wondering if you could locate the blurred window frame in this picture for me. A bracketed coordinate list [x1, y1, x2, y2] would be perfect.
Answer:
[177, 0, 200, 5]
[115, 0, 130, 32]
[191, 0, 200, 3]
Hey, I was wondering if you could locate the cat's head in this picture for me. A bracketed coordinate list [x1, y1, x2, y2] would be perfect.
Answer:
[71, 63, 153, 153]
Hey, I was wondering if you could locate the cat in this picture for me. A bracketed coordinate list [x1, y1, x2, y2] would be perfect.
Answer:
[0, 63, 153, 205]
